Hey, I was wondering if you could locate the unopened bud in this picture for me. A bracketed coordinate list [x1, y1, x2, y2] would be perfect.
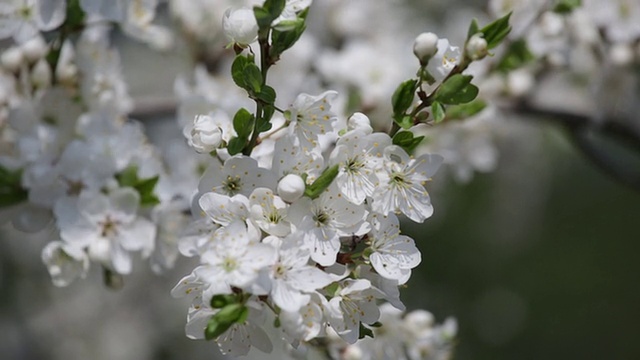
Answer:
[465, 33, 488, 61]
[185, 115, 223, 153]
[277, 174, 306, 203]
[1, 47, 24, 72]
[413, 32, 439, 63]
[56, 63, 78, 85]
[21, 36, 48, 63]
[222, 7, 259, 47]
[343, 345, 363, 360]
[31, 59, 52, 88]
[610, 43, 633, 66]
[347, 112, 373, 134]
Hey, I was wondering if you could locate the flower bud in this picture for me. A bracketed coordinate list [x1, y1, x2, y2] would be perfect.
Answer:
[31, 59, 52, 88]
[186, 115, 223, 153]
[277, 174, 306, 203]
[413, 32, 439, 63]
[56, 63, 78, 85]
[343, 345, 363, 360]
[1, 46, 24, 72]
[21, 36, 48, 63]
[88, 237, 111, 265]
[222, 7, 259, 47]
[465, 33, 488, 61]
[347, 112, 373, 134]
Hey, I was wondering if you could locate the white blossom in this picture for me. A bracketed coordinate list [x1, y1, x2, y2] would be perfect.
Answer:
[372, 146, 443, 223]
[287, 186, 370, 266]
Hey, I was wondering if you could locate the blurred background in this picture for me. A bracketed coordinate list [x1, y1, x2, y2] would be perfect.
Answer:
[2, 0, 640, 359]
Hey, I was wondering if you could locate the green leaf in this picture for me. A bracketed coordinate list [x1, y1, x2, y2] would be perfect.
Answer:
[233, 108, 255, 139]
[496, 39, 535, 72]
[255, 85, 276, 105]
[231, 55, 263, 95]
[359, 322, 375, 339]
[392, 131, 425, 154]
[66, 0, 85, 28]
[115, 166, 160, 207]
[244, 63, 263, 94]
[0, 166, 27, 207]
[254, 0, 286, 30]
[231, 55, 249, 90]
[271, 17, 306, 60]
[205, 304, 249, 340]
[137, 176, 160, 207]
[394, 115, 414, 130]
[257, 105, 275, 133]
[391, 79, 418, 117]
[305, 164, 339, 199]
[210, 294, 239, 309]
[554, 0, 581, 13]
[445, 99, 487, 120]
[227, 137, 247, 155]
[115, 165, 137, 187]
[431, 101, 446, 123]
[466, 18, 480, 41]
[480, 12, 512, 49]
[434, 74, 479, 105]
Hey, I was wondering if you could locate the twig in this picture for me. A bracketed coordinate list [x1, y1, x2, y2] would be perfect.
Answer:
[509, 100, 640, 191]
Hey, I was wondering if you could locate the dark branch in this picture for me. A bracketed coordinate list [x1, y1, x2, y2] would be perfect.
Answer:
[509, 100, 640, 192]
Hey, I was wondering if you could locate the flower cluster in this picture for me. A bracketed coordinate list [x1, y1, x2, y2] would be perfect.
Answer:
[0, 12, 187, 285]
[174, 88, 444, 354]
[0, 0, 543, 358]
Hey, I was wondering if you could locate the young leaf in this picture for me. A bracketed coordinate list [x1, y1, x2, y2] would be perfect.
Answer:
[554, 0, 581, 13]
[271, 17, 306, 60]
[434, 74, 479, 105]
[261, 104, 275, 127]
[227, 137, 247, 155]
[392, 131, 425, 154]
[255, 85, 276, 105]
[394, 115, 414, 130]
[391, 79, 418, 117]
[243, 63, 263, 94]
[431, 101, 446, 123]
[205, 304, 249, 340]
[466, 18, 480, 41]
[254, 0, 286, 30]
[233, 108, 255, 139]
[359, 322, 375, 339]
[445, 99, 487, 120]
[305, 164, 339, 199]
[480, 12, 512, 49]
[210, 294, 239, 309]
[231, 56, 249, 90]
[116, 166, 160, 207]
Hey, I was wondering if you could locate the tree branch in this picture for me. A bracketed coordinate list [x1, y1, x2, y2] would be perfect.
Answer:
[509, 100, 640, 192]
